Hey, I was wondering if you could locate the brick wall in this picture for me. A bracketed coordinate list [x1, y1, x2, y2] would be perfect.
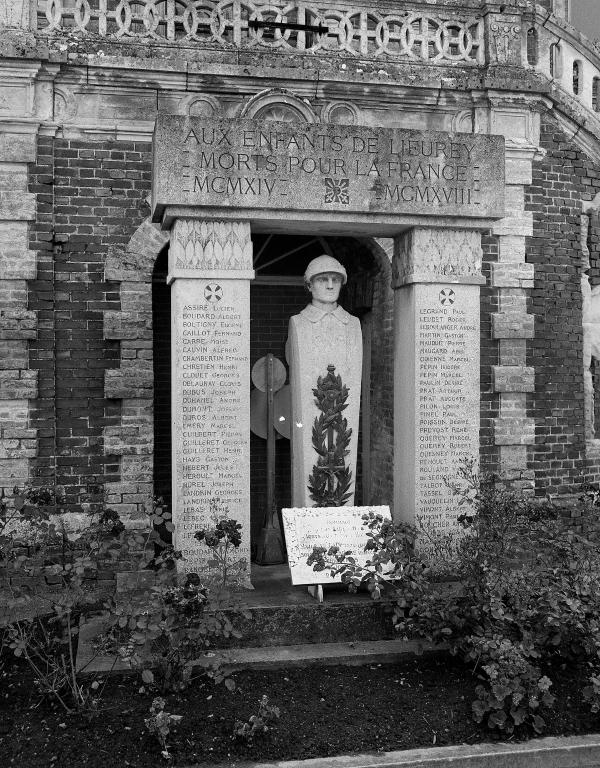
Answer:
[526, 113, 600, 493]
[481, 233, 501, 474]
[28, 136, 152, 513]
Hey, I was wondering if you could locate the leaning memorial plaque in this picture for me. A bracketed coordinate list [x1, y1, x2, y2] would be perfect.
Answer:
[281, 505, 392, 588]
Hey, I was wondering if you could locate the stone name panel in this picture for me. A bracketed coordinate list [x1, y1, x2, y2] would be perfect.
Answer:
[281, 505, 391, 585]
[414, 284, 479, 535]
[171, 278, 251, 574]
[153, 117, 505, 223]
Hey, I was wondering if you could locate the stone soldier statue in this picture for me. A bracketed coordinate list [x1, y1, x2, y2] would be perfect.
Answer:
[286, 255, 363, 507]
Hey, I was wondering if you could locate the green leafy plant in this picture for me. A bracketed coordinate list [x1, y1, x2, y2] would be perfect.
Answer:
[234, 695, 280, 740]
[104, 500, 250, 694]
[144, 696, 183, 760]
[308, 460, 600, 736]
[467, 636, 554, 733]
[194, 498, 247, 587]
[0, 486, 123, 713]
[307, 510, 422, 600]
[109, 571, 246, 694]
[308, 364, 353, 506]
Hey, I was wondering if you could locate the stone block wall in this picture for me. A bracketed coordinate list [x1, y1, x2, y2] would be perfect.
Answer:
[0, 127, 38, 492]
[526, 113, 600, 493]
[480, 233, 501, 475]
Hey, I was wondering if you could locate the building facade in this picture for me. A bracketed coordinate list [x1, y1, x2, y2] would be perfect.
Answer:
[2, 0, 600, 557]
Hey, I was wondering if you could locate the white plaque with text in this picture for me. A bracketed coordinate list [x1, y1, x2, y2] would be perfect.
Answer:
[281, 505, 391, 585]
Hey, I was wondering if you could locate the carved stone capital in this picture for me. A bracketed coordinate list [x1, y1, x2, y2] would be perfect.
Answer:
[392, 228, 484, 288]
[487, 14, 522, 66]
[168, 219, 253, 280]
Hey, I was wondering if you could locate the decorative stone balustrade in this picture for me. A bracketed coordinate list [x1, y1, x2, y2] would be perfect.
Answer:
[36, 0, 484, 63]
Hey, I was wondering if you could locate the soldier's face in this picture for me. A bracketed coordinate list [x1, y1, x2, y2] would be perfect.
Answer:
[309, 272, 343, 305]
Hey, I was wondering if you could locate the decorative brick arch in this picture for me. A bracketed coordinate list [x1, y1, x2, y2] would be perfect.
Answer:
[103, 217, 169, 523]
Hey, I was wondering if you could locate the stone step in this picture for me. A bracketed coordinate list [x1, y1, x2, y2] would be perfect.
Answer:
[214, 599, 395, 648]
[112, 563, 397, 647]
[77, 619, 434, 675]
[77, 564, 406, 673]
[205, 639, 437, 671]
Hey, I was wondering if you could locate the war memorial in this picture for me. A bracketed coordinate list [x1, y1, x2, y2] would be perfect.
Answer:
[2, 0, 600, 626]
[6, 0, 600, 762]
[0, 1, 597, 538]
[0, 0, 600, 572]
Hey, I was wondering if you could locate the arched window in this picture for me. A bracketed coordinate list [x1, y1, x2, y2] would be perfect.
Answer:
[527, 27, 538, 66]
[573, 60, 581, 95]
[593, 77, 600, 112]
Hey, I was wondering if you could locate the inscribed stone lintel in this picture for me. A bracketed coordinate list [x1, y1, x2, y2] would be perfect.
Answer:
[153, 117, 505, 224]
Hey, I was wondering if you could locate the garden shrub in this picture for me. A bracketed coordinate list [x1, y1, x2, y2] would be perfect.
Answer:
[0, 486, 131, 712]
[144, 696, 183, 760]
[1, 487, 249, 709]
[234, 695, 280, 740]
[102, 497, 251, 694]
[309, 460, 600, 735]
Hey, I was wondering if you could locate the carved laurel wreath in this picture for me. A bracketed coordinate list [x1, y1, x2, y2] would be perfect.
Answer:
[308, 364, 353, 507]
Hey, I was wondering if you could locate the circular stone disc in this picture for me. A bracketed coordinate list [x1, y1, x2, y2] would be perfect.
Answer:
[251, 355, 286, 393]
[273, 385, 291, 439]
[250, 388, 268, 439]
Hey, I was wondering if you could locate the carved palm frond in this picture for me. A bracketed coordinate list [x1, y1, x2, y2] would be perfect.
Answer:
[308, 364, 354, 507]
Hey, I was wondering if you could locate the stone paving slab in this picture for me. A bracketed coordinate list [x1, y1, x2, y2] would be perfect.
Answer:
[184, 734, 600, 768]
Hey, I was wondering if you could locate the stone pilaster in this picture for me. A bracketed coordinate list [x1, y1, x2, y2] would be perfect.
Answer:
[0, 125, 38, 490]
[0, 58, 58, 491]
[169, 219, 253, 582]
[487, 109, 539, 491]
[392, 227, 485, 538]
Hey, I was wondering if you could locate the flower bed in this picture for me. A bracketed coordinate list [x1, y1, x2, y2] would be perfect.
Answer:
[1, 652, 598, 767]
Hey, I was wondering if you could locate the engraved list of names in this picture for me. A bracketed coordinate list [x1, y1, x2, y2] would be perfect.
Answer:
[171, 278, 251, 574]
[414, 284, 480, 533]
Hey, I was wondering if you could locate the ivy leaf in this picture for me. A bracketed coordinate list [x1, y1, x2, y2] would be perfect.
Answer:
[142, 669, 154, 684]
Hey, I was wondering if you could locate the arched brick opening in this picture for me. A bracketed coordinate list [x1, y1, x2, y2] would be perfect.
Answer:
[105, 218, 393, 535]
[150, 232, 392, 556]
